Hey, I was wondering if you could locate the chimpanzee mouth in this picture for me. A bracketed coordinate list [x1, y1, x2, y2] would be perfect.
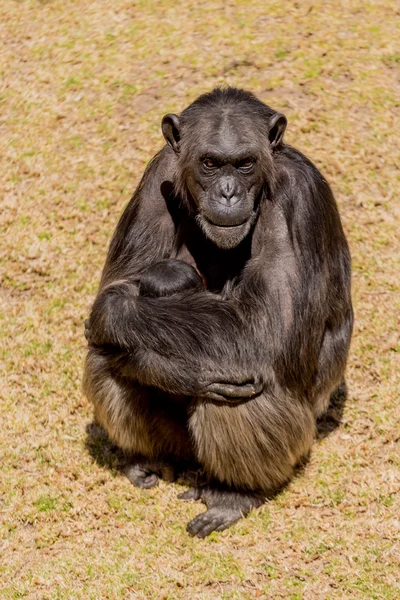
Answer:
[196, 213, 256, 249]
[203, 215, 250, 229]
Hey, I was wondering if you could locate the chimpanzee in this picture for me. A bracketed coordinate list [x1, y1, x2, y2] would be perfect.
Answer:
[84, 87, 353, 537]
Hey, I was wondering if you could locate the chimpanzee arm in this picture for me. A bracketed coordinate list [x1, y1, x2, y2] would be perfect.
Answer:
[87, 285, 265, 399]
[98, 147, 178, 289]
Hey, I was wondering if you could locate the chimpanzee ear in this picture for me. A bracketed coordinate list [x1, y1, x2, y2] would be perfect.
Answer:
[161, 113, 181, 153]
[268, 112, 287, 149]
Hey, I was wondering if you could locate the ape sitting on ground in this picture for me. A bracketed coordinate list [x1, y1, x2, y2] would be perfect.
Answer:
[84, 87, 353, 537]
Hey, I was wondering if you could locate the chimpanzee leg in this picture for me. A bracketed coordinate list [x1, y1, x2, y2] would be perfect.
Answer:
[84, 349, 193, 487]
[185, 392, 315, 536]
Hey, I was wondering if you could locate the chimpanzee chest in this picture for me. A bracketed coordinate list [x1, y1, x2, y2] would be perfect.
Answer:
[172, 219, 252, 293]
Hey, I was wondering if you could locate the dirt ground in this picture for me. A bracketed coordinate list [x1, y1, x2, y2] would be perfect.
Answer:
[1, 1, 399, 598]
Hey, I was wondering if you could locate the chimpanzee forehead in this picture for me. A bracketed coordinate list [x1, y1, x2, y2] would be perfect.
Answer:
[190, 110, 264, 159]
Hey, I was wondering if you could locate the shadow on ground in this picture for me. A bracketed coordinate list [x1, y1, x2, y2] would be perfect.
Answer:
[85, 422, 125, 473]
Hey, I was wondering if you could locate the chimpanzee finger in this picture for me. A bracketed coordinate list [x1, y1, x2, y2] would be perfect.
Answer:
[203, 380, 263, 400]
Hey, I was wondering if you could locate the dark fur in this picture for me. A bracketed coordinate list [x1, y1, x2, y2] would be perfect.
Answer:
[83, 87, 353, 537]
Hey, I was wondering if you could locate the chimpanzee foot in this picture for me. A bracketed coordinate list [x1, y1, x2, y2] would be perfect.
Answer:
[187, 506, 243, 537]
[178, 487, 202, 501]
[186, 487, 265, 538]
[124, 464, 159, 489]
[123, 460, 176, 489]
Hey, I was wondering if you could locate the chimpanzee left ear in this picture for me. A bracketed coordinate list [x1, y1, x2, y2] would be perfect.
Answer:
[268, 112, 287, 149]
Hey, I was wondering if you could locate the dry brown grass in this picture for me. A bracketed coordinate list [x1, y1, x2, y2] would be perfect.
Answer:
[1, 1, 399, 598]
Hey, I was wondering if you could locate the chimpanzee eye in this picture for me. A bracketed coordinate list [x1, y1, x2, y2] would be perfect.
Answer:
[203, 158, 217, 169]
[238, 158, 255, 172]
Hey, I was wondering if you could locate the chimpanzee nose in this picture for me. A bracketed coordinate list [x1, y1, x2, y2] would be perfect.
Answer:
[218, 177, 239, 206]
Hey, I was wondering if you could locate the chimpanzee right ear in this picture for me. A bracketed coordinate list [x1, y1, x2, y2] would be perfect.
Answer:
[268, 112, 287, 149]
[161, 114, 181, 153]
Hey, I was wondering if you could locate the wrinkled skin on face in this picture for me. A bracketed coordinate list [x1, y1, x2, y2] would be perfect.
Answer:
[183, 115, 262, 249]
[162, 101, 286, 249]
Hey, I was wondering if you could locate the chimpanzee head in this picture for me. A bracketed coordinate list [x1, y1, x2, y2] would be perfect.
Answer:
[162, 87, 287, 249]
[139, 258, 204, 298]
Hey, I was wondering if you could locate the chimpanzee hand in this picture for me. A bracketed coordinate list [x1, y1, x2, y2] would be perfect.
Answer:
[200, 379, 263, 402]
[84, 319, 90, 340]
[84, 318, 94, 345]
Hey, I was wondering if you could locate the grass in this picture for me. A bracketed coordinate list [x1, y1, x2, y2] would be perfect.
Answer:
[1, 0, 399, 598]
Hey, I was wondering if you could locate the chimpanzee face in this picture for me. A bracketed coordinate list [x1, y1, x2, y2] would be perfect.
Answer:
[162, 104, 286, 249]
